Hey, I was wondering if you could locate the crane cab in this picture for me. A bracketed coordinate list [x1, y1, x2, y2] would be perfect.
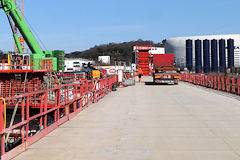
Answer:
[8, 53, 31, 70]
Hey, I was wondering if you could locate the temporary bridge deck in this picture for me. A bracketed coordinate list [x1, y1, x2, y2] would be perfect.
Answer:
[9, 76, 240, 160]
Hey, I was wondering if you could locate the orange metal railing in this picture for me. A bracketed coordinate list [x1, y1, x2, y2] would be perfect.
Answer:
[0, 75, 117, 160]
[181, 73, 240, 95]
[0, 59, 53, 73]
[0, 78, 42, 98]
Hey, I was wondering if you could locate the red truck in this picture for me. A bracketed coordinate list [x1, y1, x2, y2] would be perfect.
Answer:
[152, 54, 180, 84]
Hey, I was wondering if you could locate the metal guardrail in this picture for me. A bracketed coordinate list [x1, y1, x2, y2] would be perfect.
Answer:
[0, 76, 117, 160]
[181, 73, 240, 94]
[0, 59, 53, 73]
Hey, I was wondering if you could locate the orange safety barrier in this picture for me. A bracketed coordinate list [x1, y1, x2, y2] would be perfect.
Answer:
[181, 73, 240, 95]
[217, 76, 221, 90]
[237, 78, 240, 94]
[0, 76, 117, 160]
[226, 77, 230, 92]
[232, 77, 236, 93]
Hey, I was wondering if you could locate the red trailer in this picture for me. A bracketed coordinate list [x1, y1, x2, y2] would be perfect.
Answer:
[152, 54, 180, 84]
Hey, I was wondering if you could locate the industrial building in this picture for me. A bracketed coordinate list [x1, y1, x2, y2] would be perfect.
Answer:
[165, 34, 240, 69]
[98, 56, 111, 64]
[64, 58, 94, 72]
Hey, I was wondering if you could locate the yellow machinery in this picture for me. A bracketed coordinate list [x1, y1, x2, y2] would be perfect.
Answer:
[92, 70, 100, 79]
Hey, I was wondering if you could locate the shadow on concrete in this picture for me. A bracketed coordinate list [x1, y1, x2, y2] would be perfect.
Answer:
[144, 82, 172, 85]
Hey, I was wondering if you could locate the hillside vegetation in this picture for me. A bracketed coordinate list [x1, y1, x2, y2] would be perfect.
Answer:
[65, 39, 165, 62]
[0, 50, 7, 59]
[0, 39, 165, 62]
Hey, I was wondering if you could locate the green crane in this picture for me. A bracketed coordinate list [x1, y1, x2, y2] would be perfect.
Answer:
[0, 0, 64, 71]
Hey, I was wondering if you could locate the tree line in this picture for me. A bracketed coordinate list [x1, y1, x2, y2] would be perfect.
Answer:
[0, 39, 166, 62]
[0, 50, 7, 59]
[65, 39, 166, 62]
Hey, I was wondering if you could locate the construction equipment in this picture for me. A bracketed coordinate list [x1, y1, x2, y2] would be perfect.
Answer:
[92, 70, 101, 79]
[0, 0, 64, 72]
[13, 0, 25, 53]
[152, 54, 180, 84]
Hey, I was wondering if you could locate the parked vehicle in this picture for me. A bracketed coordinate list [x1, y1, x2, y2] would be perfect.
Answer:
[152, 54, 180, 84]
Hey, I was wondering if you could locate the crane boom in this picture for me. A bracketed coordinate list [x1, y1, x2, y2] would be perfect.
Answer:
[13, 0, 25, 53]
[0, 0, 65, 72]
[1, 0, 44, 57]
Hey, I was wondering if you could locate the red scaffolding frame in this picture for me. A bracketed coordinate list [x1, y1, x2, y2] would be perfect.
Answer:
[135, 45, 152, 76]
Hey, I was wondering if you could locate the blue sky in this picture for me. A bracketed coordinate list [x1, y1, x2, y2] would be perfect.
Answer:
[0, 0, 239, 53]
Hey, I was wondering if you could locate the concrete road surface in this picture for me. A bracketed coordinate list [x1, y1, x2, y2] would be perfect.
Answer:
[14, 77, 240, 160]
